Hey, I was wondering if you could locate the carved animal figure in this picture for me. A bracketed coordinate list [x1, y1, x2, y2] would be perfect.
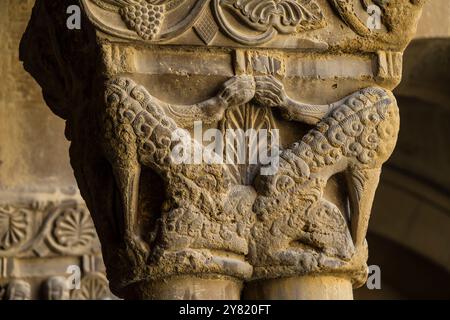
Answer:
[102, 76, 256, 280]
[251, 81, 399, 279]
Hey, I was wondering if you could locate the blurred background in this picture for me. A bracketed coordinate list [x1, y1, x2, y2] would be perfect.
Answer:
[0, 0, 449, 299]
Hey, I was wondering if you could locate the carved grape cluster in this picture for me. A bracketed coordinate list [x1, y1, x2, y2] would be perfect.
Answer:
[120, 1, 165, 40]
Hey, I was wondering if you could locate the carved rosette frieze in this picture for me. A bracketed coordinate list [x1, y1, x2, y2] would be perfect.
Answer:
[0, 191, 117, 300]
[81, 0, 425, 51]
[0, 199, 100, 258]
[212, 0, 326, 45]
[0, 206, 32, 253]
[20, 0, 425, 299]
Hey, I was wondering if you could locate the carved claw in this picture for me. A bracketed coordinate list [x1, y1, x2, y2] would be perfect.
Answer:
[346, 167, 382, 248]
[218, 75, 256, 107]
[254, 75, 332, 125]
[112, 162, 148, 256]
[254, 75, 287, 108]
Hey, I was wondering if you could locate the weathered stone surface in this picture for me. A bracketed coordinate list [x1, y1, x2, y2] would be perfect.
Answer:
[19, 0, 425, 299]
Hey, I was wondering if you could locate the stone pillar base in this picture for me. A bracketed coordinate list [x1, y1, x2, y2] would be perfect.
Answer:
[124, 276, 243, 300]
[243, 276, 353, 300]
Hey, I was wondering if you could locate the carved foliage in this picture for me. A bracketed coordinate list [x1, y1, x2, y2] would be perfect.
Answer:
[221, 0, 325, 32]
[84, 0, 209, 41]
[0, 201, 100, 257]
[0, 206, 32, 252]
[213, 0, 325, 44]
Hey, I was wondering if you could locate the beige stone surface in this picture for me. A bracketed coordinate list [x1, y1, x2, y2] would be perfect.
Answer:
[0, 0, 75, 191]
[415, 0, 450, 38]
[244, 276, 353, 300]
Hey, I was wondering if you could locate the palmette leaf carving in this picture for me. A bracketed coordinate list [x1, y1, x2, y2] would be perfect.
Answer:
[0, 206, 31, 251]
[221, 0, 325, 33]
[221, 103, 277, 185]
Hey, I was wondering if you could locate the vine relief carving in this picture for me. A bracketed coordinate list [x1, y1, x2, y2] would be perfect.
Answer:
[0, 201, 100, 257]
[83, 0, 425, 47]
[213, 0, 326, 44]
[251, 78, 399, 283]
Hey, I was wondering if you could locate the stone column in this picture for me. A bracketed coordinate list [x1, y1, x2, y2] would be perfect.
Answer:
[20, 0, 426, 300]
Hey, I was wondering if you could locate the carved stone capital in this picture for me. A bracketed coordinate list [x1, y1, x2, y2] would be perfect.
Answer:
[20, 0, 425, 299]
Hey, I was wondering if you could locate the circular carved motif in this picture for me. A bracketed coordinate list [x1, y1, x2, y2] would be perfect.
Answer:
[71, 273, 112, 300]
[0, 206, 31, 252]
[47, 204, 97, 255]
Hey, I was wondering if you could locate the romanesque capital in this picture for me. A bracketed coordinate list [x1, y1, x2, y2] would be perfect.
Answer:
[20, 0, 426, 299]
